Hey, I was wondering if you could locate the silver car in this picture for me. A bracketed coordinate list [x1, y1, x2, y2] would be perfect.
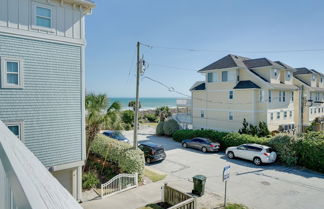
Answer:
[226, 144, 277, 165]
[182, 137, 220, 153]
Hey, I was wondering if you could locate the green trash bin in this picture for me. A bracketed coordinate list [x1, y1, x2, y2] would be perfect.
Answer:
[192, 175, 207, 196]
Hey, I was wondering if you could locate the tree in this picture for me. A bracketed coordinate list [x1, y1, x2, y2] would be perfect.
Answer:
[239, 118, 249, 134]
[85, 93, 121, 167]
[128, 100, 141, 111]
[122, 110, 134, 125]
[155, 106, 172, 122]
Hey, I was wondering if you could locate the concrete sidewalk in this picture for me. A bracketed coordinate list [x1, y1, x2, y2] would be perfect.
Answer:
[81, 175, 223, 209]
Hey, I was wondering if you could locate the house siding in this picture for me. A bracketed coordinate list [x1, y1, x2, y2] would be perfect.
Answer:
[0, 34, 82, 167]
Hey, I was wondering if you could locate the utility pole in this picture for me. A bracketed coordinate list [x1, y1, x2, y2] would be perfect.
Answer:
[133, 42, 141, 149]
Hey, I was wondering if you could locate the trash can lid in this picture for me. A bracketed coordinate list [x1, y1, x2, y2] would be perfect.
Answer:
[193, 175, 207, 181]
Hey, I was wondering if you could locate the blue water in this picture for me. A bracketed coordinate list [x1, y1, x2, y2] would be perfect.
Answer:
[110, 97, 178, 110]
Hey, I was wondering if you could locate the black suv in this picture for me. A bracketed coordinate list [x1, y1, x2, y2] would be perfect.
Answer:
[138, 142, 166, 164]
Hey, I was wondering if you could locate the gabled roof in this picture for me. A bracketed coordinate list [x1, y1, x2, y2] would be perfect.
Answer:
[248, 69, 269, 82]
[274, 61, 296, 71]
[190, 82, 206, 91]
[234, 81, 260, 89]
[198, 54, 248, 72]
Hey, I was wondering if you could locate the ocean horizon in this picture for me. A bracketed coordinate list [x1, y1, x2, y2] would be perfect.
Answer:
[110, 97, 182, 110]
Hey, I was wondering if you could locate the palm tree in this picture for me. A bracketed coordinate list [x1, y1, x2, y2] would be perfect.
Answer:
[128, 100, 141, 111]
[155, 106, 171, 122]
[85, 93, 121, 165]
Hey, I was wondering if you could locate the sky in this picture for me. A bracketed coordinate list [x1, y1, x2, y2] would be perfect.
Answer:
[85, 0, 324, 98]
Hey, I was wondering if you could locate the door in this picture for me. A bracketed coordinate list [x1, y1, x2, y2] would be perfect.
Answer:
[235, 145, 248, 159]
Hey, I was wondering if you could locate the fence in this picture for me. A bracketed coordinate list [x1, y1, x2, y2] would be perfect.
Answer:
[162, 184, 197, 209]
[101, 173, 138, 198]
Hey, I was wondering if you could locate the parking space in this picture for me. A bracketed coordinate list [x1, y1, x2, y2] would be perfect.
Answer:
[123, 126, 324, 209]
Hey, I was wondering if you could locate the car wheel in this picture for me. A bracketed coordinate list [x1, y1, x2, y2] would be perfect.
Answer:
[253, 157, 262, 166]
[182, 143, 188, 148]
[201, 147, 207, 153]
[146, 158, 151, 164]
[227, 151, 234, 159]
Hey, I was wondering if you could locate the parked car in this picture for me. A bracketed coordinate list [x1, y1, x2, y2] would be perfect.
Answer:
[138, 141, 166, 164]
[181, 137, 220, 153]
[226, 144, 277, 165]
[102, 130, 130, 143]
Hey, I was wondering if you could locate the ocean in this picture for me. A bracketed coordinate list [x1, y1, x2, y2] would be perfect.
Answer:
[110, 97, 178, 110]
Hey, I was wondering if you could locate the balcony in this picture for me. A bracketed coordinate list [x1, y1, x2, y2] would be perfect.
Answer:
[0, 121, 82, 209]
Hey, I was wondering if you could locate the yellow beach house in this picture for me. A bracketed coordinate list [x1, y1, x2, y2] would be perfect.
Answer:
[190, 54, 324, 133]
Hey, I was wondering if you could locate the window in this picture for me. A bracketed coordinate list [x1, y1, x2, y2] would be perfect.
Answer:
[5, 122, 23, 140]
[270, 113, 274, 120]
[287, 71, 291, 80]
[283, 91, 286, 102]
[229, 91, 233, 100]
[207, 73, 213, 83]
[36, 6, 52, 28]
[207, 72, 218, 83]
[284, 111, 287, 118]
[268, 90, 272, 103]
[290, 111, 292, 117]
[201, 110, 204, 118]
[228, 112, 233, 120]
[260, 90, 264, 102]
[277, 112, 280, 119]
[222, 71, 228, 82]
[273, 69, 278, 77]
[311, 108, 313, 114]
[321, 77, 323, 83]
[1, 57, 24, 88]
[291, 91, 294, 101]
[314, 108, 317, 114]
[319, 108, 321, 113]
[279, 91, 282, 102]
[312, 75, 316, 81]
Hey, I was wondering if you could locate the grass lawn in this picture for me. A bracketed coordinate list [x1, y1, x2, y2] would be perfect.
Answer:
[224, 203, 249, 209]
[143, 122, 158, 127]
[144, 167, 167, 182]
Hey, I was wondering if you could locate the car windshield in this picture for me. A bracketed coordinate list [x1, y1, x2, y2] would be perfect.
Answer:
[265, 148, 273, 153]
[112, 132, 126, 140]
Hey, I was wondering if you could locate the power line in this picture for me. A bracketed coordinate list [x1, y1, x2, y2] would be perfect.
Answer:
[141, 42, 324, 54]
[149, 63, 196, 72]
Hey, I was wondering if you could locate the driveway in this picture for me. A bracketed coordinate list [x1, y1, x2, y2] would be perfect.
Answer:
[124, 126, 324, 209]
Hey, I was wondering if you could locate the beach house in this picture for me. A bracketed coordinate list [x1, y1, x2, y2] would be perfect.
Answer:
[190, 54, 324, 132]
[0, 0, 95, 201]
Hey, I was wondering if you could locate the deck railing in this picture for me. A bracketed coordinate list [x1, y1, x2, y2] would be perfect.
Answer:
[162, 184, 197, 209]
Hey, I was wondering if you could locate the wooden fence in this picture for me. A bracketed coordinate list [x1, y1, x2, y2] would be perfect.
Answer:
[162, 184, 197, 209]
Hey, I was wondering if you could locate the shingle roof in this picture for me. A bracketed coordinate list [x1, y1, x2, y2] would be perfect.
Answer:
[294, 67, 313, 75]
[243, 58, 272, 68]
[274, 61, 296, 71]
[198, 54, 249, 72]
[191, 83, 206, 91]
[248, 69, 269, 82]
[233, 81, 260, 89]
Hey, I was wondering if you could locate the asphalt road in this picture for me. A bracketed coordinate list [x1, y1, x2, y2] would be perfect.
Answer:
[123, 126, 324, 209]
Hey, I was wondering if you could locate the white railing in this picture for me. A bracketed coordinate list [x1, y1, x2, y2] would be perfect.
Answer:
[101, 173, 138, 198]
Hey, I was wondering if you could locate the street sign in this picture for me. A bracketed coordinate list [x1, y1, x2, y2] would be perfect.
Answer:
[223, 165, 231, 182]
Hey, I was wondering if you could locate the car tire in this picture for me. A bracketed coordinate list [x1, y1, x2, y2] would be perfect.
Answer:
[146, 158, 151, 164]
[182, 143, 188, 148]
[201, 147, 207, 153]
[253, 157, 262, 166]
[227, 151, 235, 159]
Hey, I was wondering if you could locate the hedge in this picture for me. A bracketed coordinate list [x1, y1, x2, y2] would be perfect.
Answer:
[172, 129, 324, 173]
[90, 134, 145, 175]
[156, 121, 165, 136]
[163, 119, 180, 136]
[295, 136, 324, 173]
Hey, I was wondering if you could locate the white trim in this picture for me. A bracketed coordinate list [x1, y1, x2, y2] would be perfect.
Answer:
[32, 2, 56, 33]
[193, 108, 264, 113]
[48, 160, 84, 172]
[1, 57, 24, 89]
[3, 121, 24, 142]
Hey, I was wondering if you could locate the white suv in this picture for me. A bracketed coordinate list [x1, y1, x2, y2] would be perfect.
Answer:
[226, 144, 277, 165]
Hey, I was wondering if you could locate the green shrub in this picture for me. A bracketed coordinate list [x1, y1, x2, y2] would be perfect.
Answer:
[268, 135, 297, 166]
[91, 134, 145, 175]
[295, 136, 324, 172]
[123, 123, 132, 131]
[163, 119, 180, 136]
[82, 171, 99, 189]
[122, 110, 134, 125]
[144, 113, 158, 122]
[156, 121, 165, 135]
[221, 133, 269, 149]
